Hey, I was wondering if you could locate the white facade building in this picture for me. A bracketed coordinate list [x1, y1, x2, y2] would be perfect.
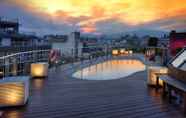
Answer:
[48, 32, 83, 58]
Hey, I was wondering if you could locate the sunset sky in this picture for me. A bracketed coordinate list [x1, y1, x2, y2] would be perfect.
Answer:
[0, 0, 186, 35]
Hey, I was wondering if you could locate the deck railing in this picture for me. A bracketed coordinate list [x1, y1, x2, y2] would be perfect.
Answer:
[0, 46, 145, 78]
[0, 50, 50, 78]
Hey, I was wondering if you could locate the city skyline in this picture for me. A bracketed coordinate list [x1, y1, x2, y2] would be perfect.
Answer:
[0, 0, 186, 35]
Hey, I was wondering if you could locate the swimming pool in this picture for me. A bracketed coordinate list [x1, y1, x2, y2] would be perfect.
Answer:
[72, 59, 146, 80]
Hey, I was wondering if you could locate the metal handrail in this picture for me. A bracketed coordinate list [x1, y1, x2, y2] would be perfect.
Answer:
[0, 50, 50, 77]
[0, 49, 50, 59]
[168, 47, 186, 66]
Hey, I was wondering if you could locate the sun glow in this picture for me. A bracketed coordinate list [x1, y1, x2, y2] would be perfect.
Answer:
[10, 0, 186, 32]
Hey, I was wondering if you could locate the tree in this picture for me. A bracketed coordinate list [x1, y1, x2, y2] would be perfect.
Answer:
[148, 37, 158, 47]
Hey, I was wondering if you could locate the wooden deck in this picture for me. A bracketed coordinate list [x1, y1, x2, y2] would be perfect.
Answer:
[1, 62, 186, 118]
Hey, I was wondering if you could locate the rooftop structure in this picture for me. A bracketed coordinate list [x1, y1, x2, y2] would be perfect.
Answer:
[47, 32, 83, 58]
[0, 18, 19, 33]
[46, 35, 68, 43]
[0, 18, 51, 56]
[169, 31, 186, 56]
[1, 55, 186, 118]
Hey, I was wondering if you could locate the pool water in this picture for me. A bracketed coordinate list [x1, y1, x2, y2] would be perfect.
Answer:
[72, 59, 146, 80]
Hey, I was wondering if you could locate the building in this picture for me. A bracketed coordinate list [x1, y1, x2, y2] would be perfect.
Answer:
[0, 18, 51, 56]
[169, 31, 186, 56]
[81, 37, 100, 53]
[158, 38, 169, 48]
[47, 32, 83, 58]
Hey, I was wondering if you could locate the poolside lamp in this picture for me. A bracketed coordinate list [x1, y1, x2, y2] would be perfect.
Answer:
[147, 66, 168, 86]
[31, 62, 49, 77]
[120, 49, 125, 54]
[125, 51, 129, 55]
[129, 50, 133, 54]
[112, 50, 119, 55]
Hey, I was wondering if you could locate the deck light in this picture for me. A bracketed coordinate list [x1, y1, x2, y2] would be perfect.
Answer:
[112, 50, 119, 55]
[125, 51, 129, 54]
[129, 50, 133, 54]
[0, 76, 29, 107]
[31, 63, 49, 77]
[120, 49, 125, 54]
[148, 66, 168, 86]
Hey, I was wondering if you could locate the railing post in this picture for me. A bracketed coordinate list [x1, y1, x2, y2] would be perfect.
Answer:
[5, 58, 10, 77]
[33, 51, 37, 63]
[12, 57, 17, 76]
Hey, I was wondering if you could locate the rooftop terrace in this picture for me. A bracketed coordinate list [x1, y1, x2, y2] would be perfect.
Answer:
[0, 56, 185, 118]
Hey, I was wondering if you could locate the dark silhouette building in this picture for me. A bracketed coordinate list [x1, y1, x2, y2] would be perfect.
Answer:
[0, 18, 51, 56]
[169, 31, 186, 56]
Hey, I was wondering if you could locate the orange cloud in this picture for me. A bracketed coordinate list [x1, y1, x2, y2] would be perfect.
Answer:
[53, 10, 91, 25]
[6, 0, 186, 32]
[80, 25, 97, 33]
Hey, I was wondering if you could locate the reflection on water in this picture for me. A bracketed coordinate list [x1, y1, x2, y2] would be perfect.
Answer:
[73, 59, 146, 80]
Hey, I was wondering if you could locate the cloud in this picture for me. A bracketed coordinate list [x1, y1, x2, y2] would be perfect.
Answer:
[80, 25, 97, 33]
[52, 10, 91, 25]
[0, 1, 81, 35]
[138, 8, 186, 31]
[1, 0, 186, 34]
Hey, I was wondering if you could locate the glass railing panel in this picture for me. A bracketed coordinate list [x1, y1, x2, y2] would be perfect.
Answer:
[171, 49, 186, 68]
[180, 62, 186, 71]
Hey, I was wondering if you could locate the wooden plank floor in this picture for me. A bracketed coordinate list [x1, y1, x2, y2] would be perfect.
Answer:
[1, 62, 186, 118]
